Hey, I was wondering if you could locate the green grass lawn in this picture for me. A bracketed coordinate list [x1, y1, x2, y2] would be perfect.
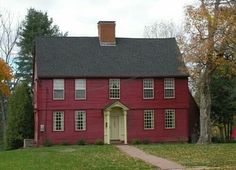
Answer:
[137, 143, 236, 168]
[0, 145, 153, 170]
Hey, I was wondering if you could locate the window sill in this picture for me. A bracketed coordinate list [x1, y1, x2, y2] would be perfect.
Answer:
[53, 98, 65, 101]
[75, 129, 86, 131]
[164, 97, 175, 99]
[143, 98, 155, 100]
[165, 127, 175, 129]
[75, 98, 86, 100]
[144, 128, 155, 130]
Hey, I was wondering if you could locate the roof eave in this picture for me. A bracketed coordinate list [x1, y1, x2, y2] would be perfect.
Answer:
[37, 74, 189, 79]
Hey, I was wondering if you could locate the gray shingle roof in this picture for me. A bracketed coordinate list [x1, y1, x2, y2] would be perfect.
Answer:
[35, 37, 188, 78]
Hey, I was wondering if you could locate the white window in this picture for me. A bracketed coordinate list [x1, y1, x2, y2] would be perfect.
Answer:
[165, 109, 175, 129]
[75, 79, 86, 100]
[144, 110, 154, 129]
[53, 111, 64, 131]
[143, 79, 154, 99]
[109, 79, 120, 99]
[53, 79, 64, 100]
[75, 111, 86, 131]
[164, 78, 175, 98]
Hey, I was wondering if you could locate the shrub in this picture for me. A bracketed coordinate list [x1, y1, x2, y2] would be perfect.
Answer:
[190, 133, 199, 143]
[76, 139, 86, 145]
[43, 139, 53, 147]
[142, 139, 150, 144]
[4, 136, 23, 150]
[131, 139, 141, 145]
[229, 139, 236, 143]
[4, 83, 34, 150]
[61, 140, 69, 146]
[95, 139, 104, 145]
[177, 137, 186, 144]
[212, 137, 225, 143]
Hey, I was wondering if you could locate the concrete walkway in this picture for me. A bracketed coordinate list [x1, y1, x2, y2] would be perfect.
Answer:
[116, 145, 184, 170]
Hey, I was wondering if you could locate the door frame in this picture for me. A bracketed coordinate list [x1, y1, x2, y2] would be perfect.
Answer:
[103, 101, 129, 144]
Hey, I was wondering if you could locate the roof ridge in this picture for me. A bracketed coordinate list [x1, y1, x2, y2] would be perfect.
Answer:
[35, 36, 176, 41]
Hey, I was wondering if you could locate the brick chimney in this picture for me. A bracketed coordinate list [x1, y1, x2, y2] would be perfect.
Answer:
[97, 21, 116, 46]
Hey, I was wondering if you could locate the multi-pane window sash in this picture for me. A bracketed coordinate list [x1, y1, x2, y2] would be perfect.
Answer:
[109, 79, 120, 99]
[164, 78, 175, 98]
[53, 111, 64, 131]
[144, 110, 154, 129]
[75, 111, 86, 131]
[75, 79, 86, 100]
[165, 109, 175, 129]
[53, 79, 64, 100]
[143, 79, 154, 99]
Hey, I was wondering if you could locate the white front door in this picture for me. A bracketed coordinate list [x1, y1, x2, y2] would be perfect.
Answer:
[110, 116, 119, 140]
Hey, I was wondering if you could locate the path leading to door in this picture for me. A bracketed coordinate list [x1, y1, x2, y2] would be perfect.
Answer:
[116, 145, 184, 170]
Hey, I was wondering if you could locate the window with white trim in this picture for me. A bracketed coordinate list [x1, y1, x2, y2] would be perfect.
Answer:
[75, 111, 86, 131]
[53, 111, 64, 131]
[164, 78, 175, 98]
[53, 79, 64, 100]
[109, 79, 120, 99]
[75, 79, 86, 100]
[165, 109, 175, 129]
[144, 110, 154, 129]
[143, 79, 154, 99]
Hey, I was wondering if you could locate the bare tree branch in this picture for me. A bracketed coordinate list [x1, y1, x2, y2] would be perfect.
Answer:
[143, 21, 181, 38]
[0, 9, 20, 67]
[0, 9, 21, 146]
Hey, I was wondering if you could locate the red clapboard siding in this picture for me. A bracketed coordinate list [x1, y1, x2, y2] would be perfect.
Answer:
[35, 77, 197, 145]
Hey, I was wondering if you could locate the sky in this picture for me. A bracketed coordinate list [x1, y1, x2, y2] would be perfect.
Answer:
[1, 0, 196, 38]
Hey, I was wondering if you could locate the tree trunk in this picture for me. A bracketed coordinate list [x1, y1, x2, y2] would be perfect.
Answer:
[227, 122, 231, 141]
[197, 71, 212, 144]
[0, 96, 7, 138]
[219, 124, 224, 140]
[224, 124, 227, 141]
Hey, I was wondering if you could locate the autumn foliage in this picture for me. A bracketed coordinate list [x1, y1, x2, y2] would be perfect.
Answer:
[179, 0, 236, 143]
[0, 58, 13, 96]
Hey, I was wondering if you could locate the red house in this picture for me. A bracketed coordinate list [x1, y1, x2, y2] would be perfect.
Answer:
[33, 21, 199, 145]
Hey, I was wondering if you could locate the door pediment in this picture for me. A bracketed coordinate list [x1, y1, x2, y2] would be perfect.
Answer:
[104, 101, 129, 111]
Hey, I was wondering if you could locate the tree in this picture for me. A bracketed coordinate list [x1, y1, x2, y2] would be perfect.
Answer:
[0, 58, 13, 132]
[180, 0, 236, 143]
[0, 10, 20, 68]
[0, 59, 12, 95]
[211, 71, 236, 141]
[15, 8, 67, 83]
[4, 82, 33, 150]
[0, 58, 13, 148]
[144, 21, 181, 38]
[0, 9, 19, 148]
